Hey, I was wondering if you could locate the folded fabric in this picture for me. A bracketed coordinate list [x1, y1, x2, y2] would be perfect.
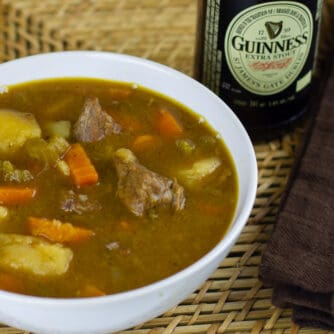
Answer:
[259, 55, 334, 330]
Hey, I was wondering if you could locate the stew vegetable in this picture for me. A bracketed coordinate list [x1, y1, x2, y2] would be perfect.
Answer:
[0, 78, 238, 298]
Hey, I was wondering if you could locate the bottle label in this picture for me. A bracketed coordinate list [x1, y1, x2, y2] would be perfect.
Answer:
[224, 2, 313, 96]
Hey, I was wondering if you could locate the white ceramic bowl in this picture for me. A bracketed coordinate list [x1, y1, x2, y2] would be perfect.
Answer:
[0, 51, 257, 334]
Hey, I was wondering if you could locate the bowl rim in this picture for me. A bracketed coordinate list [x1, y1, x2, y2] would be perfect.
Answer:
[0, 50, 258, 307]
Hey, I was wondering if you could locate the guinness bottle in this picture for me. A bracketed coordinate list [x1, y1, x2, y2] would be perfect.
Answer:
[195, 0, 323, 139]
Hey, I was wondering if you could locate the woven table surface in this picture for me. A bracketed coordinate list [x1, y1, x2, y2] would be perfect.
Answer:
[0, 1, 333, 334]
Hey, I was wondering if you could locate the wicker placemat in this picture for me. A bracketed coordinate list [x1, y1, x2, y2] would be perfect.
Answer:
[0, 0, 196, 76]
[0, 1, 332, 333]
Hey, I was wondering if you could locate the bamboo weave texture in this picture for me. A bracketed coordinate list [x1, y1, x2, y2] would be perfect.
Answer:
[0, 1, 332, 333]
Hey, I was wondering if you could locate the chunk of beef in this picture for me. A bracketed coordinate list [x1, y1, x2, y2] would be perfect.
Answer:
[73, 97, 121, 142]
[113, 148, 185, 217]
[60, 190, 102, 215]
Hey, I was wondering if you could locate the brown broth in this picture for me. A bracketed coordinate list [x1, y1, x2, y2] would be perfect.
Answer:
[0, 78, 238, 298]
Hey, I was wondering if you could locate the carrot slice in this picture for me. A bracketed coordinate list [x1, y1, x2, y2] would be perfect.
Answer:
[0, 273, 24, 293]
[78, 284, 106, 298]
[109, 87, 132, 100]
[156, 108, 183, 137]
[65, 143, 98, 187]
[0, 187, 36, 205]
[198, 202, 225, 216]
[132, 134, 161, 152]
[28, 217, 95, 244]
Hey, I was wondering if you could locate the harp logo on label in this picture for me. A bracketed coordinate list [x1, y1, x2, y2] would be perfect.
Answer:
[224, 2, 313, 95]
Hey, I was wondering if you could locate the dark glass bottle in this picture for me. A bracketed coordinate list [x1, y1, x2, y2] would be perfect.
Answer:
[195, 0, 323, 140]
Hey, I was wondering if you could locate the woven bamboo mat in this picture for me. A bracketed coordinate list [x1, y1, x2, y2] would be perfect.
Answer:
[0, 1, 333, 333]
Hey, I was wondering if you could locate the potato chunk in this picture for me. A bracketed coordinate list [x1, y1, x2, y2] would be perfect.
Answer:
[0, 109, 41, 157]
[0, 234, 73, 276]
[44, 120, 71, 139]
[0, 206, 9, 222]
[178, 157, 221, 188]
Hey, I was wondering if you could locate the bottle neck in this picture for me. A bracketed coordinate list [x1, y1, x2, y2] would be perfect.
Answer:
[194, 0, 206, 80]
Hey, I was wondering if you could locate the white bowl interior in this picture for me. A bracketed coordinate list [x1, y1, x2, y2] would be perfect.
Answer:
[0, 51, 257, 334]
